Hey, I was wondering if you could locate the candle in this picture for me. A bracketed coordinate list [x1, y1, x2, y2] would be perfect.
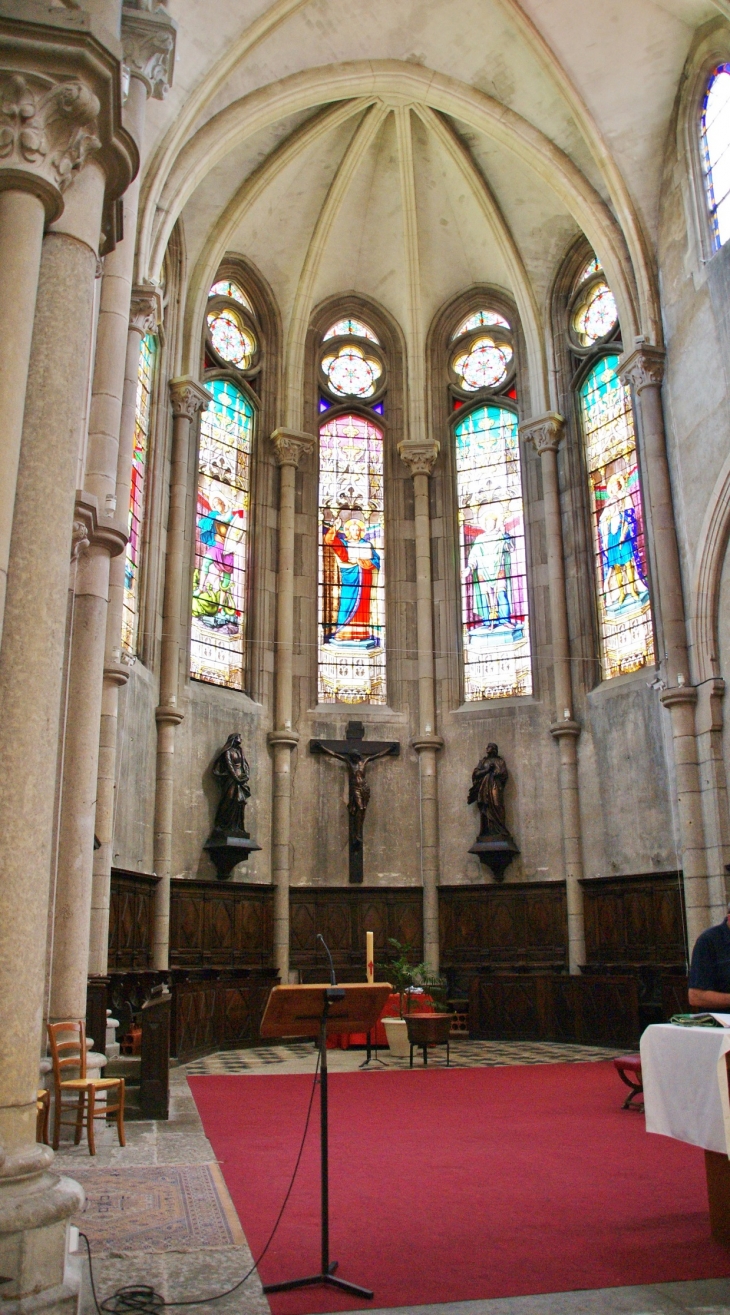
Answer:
[366, 931, 374, 983]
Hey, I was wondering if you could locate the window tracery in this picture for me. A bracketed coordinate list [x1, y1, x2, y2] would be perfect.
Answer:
[568, 255, 654, 679]
[449, 307, 531, 700]
[190, 277, 260, 690]
[317, 316, 386, 705]
[701, 64, 730, 251]
[122, 332, 157, 655]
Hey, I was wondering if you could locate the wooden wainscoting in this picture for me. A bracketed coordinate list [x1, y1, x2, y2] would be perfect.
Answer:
[581, 871, 686, 967]
[169, 878, 274, 971]
[170, 970, 278, 1062]
[109, 869, 159, 971]
[290, 886, 423, 982]
[439, 882, 568, 990]
[469, 973, 640, 1049]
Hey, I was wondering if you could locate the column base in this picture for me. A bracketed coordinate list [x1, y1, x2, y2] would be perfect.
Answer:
[0, 1143, 83, 1313]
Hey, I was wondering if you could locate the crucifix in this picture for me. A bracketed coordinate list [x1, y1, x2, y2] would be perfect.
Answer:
[310, 721, 400, 883]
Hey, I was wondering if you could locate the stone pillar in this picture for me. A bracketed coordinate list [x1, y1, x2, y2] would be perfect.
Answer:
[86, 3, 175, 977]
[398, 438, 443, 973]
[0, 18, 136, 1300]
[153, 378, 209, 969]
[619, 343, 709, 947]
[520, 414, 585, 974]
[268, 429, 315, 981]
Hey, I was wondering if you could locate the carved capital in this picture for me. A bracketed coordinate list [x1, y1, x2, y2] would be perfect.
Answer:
[270, 428, 315, 468]
[398, 438, 440, 478]
[520, 412, 565, 455]
[121, 5, 177, 101]
[0, 72, 101, 220]
[169, 376, 209, 420]
[129, 280, 163, 335]
[619, 342, 665, 393]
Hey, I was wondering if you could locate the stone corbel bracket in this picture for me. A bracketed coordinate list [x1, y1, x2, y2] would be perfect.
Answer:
[121, 3, 177, 102]
[73, 489, 126, 560]
[130, 280, 163, 336]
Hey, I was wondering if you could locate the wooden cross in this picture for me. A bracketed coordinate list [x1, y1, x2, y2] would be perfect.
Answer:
[310, 720, 400, 883]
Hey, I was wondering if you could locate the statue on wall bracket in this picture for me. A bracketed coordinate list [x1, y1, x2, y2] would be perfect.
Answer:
[468, 742, 519, 882]
[204, 733, 262, 879]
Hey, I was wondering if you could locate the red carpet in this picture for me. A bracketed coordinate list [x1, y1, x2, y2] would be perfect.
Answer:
[189, 1063, 730, 1313]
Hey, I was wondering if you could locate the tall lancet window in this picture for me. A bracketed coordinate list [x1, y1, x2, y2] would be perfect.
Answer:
[317, 317, 387, 704]
[190, 278, 258, 690]
[122, 332, 157, 654]
[450, 309, 532, 700]
[571, 258, 654, 679]
[701, 64, 730, 251]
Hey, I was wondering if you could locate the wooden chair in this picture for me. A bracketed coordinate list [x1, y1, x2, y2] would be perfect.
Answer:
[47, 1021, 125, 1155]
[36, 1088, 50, 1145]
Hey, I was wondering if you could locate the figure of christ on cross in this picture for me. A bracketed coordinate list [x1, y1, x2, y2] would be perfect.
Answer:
[310, 721, 400, 883]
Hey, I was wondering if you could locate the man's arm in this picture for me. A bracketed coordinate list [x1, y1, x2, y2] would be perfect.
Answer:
[688, 987, 730, 1009]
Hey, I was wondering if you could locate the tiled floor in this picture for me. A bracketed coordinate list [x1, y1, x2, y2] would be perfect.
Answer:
[184, 1038, 625, 1074]
[59, 1040, 730, 1315]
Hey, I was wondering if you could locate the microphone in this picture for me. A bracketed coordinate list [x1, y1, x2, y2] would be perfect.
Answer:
[317, 934, 337, 986]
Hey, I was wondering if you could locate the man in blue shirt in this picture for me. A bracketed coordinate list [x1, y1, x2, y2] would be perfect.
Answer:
[688, 906, 730, 1009]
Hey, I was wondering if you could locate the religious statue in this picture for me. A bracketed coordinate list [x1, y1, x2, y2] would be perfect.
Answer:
[467, 742, 519, 881]
[204, 733, 261, 879]
[310, 721, 399, 883]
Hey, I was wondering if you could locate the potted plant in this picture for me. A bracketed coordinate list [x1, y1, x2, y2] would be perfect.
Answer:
[378, 939, 448, 1056]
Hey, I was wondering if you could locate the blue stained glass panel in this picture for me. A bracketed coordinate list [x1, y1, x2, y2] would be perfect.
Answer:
[580, 355, 654, 679]
[455, 405, 532, 700]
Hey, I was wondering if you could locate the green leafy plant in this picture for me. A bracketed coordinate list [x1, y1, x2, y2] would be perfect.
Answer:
[377, 938, 448, 1016]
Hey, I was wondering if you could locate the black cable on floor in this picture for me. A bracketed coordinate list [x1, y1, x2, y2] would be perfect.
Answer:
[81, 1047, 321, 1313]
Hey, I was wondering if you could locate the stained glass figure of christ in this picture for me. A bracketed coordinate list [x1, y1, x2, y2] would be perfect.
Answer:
[122, 332, 156, 654]
[580, 355, 654, 678]
[318, 414, 385, 704]
[190, 379, 253, 689]
[455, 404, 532, 700]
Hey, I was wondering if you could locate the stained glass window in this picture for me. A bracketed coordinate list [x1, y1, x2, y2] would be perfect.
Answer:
[318, 414, 385, 704]
[122, 333, 156, 654]
[452, 336, 513, 391]
[191, 379, 253, 689]
[701, 64, 730, 250]
[321, 343, 382, 398]
[571, 281, 618, 347]
[209, 279, 252, 310]
[580, 355, 654, 679]
[452, 310, 510, 339]
[455, 405, 531, 700]
[323, 318, 379, 343]
[207, 309, 256, 368]
[575, 257, 600, 287]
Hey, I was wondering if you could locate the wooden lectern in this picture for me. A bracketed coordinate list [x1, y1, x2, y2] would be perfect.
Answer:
[260, 981, 391, 1299]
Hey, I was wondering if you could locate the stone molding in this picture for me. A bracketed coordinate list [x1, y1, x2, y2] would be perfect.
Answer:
[410, 733, 444, 753]
[73, 489, 127, 558]
[268, 728, 300, 749]
[619, 341, 665, 393]
[549, 718, 581, 739]
[520, 412, 565, 455]
[103, 658, 129, 688]
[0, 71, 101, 220]
[270, 427, 315, 468]
[129, 279, 162, 335]
[398, 437, 440, 477]
[121, 4, 177, 101]
[155, 703, 184, 727]
[169, 375, 209, 420]
[660, 684, 698, 710]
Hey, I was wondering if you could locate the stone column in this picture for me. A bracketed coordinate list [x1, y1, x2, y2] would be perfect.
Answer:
[619, 343, 709, 946]
[398, 438, 443, 973]
[153, 378, 209, 969]
[520, 414, 585, 974]
[268, 429, 315, 981]
[0, 16, 136, 1298]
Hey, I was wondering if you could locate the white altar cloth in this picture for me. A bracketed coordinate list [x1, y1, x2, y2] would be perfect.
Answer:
[640, 1023, 730, 1155]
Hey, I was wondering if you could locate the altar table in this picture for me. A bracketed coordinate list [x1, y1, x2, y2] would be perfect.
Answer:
[641, 1023, 730, 1241]
[328, 992, 434, 1049]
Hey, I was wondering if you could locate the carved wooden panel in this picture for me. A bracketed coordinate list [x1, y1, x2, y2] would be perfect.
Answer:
[469, 973, 640, 1048]
[170, 972, 276, 1061]
[439, 883, 568, 977]
[582, 872, 685, 967]
[169, 879, 273, 970]
[108, 870, 158, 971]
[289, 887, 424, 982]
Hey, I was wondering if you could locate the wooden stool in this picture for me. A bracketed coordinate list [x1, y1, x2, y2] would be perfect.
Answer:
[405, 1013, 455, 1067]
[613, 1054, 643, 1110]
[36, 1089, 50, 1145]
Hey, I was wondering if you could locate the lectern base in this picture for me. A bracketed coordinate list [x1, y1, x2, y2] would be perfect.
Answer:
[264, 1260, 373, 1299]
